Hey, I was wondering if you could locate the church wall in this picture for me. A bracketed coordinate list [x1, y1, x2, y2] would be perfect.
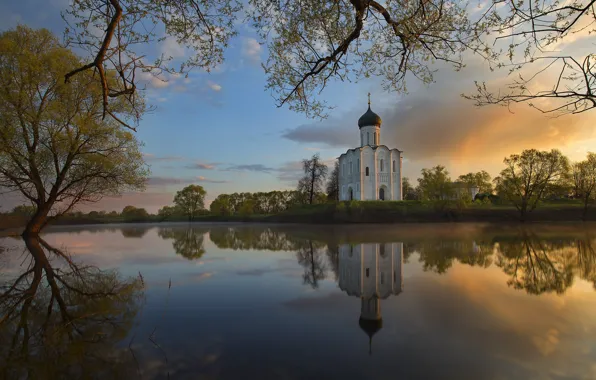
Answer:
[361, 147, 376, 200]
[390, 150, 403, 200]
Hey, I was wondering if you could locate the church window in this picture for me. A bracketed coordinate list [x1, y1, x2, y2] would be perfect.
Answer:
[366, 268, 370, 278]
[367, 132, 370, 145]
[380, 159, 384, 171]
[394, 272, 396, 283]
[365, 167, 369, 176]
[380, 244, 385, 257]
[393, 160, 396, 172]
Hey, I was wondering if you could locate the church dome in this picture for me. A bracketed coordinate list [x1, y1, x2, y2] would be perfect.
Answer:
[358, 105, 382, 128]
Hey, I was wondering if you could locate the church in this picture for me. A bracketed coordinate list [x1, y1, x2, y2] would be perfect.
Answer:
[338, 95, 403, 201]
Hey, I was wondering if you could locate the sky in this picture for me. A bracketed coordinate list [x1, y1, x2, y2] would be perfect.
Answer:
[1, 1, 596, 213]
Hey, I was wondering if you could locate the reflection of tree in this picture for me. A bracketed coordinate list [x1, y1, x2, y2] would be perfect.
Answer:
[209, 226, 306, 251]
[158, 227, 208, 260]
[326, 244, 340, 281]
[296, 241, 327, 288]
[120, 226, 150, 238]
[0, 236, 144, 378]
[415, 241, 493, 274]
[495, 233, 576, 295]
[577, 235, 596, 289]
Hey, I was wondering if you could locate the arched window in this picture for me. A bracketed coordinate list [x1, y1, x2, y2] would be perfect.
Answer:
[365, 167, 369, 176]
[392, 160, 396, 172]
[366, 268, 370, 278]
[380, 159, 384, 171]
[380, 244, 386, 257]
[367, 132, 370, 145]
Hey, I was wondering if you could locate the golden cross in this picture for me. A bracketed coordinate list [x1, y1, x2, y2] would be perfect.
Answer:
[368, 92, 371, 106]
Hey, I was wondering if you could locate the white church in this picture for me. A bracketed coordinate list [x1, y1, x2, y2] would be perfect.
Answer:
[338, 95, 403, 201]
[338, 242, 403, 354]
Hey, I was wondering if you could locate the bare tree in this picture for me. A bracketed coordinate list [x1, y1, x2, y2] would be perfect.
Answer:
[326, 161, 340, 202]
[248, 0, 474, 117]
[298, 154, 328, 205]
[466, 0, 596, 115]
[61, 0, 241, 129]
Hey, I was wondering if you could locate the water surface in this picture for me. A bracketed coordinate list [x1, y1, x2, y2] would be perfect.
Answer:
[1, 223, 596, 379]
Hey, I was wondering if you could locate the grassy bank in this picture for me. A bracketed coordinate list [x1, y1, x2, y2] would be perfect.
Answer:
[1, 200, 593, 232]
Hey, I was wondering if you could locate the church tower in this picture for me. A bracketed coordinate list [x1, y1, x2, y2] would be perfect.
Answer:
[359, 93, 382, 147]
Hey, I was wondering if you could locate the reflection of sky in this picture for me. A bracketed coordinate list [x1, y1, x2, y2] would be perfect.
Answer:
[2, 224, 596, 379]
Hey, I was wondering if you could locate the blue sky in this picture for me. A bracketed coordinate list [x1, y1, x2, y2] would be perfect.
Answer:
[2, 0, 596, 213]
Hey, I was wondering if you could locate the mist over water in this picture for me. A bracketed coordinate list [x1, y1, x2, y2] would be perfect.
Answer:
[1, 223, 596, 379]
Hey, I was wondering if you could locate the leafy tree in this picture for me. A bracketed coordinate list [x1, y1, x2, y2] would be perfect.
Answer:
[157, 205, 181, 221]
[174, 184, 206, 221]
[61, 0, 241, 129]
[402, 177, 418, 200]
[457, 171, 493, 194]
[298, 154, 328, 205]
[121, 205, 149, 222]
[296, 240, 327, 288]
[0, 27, 147, 237]
[326, 161, 340, 202]
[572, 153, 596, 220]
[10, 205, 36, 217]
[417, 166, 453, 201]
[495, 149, 570, 221]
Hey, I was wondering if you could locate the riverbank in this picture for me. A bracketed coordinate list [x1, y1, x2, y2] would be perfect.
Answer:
[1, 200, 593, 233]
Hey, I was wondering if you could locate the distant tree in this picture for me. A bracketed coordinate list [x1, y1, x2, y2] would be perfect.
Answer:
[402, 177, 418, 200]
[0, 27, 147, 237]
[11, 205, 36, 217]
[158, 227, 208, 260]
[572, 153, 596, 220]
[210, 194, 233, 216]
[174, 185, 206, 221]
[417, 166, 453, 201]
[326, 161, 340, 202]
[157, 205, 181, 221]
[457, 171, 493, 194]
[298, 154, 328, 205]
[495, 149, 570, 221]
[121, 206, 149, 222]
[239, 199, 256, 216]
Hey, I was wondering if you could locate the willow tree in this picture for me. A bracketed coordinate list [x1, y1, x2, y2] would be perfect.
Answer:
[0, 27, 148, 237]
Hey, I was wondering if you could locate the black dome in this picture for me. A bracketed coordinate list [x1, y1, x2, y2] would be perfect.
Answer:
[358, 105, 382, 128]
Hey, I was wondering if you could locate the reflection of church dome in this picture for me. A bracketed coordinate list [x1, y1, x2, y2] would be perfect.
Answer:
[359, 317, 383, 339]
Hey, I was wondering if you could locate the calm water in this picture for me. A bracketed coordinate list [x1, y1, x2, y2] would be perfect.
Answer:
[1, 223, 596, 379]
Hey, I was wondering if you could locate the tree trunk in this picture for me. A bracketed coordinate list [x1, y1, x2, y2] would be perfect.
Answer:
[310, 169, 315, 205]
[22, 206, 50, 238]
[582, 194, 590, 221]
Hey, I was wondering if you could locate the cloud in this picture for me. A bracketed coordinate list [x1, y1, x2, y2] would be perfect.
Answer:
[280, 61, 596, 179]
[242, 37, 262, 65]
[208, 81, 222, 92]
[160, 35, 185, 59]
[143, 153, 185, 162]
[197, 176, 229, 184]
[224, 164, 275, 173]
[186, 162, 218, 170]
[146, 177, 197, 186]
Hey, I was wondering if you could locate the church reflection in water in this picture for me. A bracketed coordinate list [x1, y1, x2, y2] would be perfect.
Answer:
[338, 242, 403, 354]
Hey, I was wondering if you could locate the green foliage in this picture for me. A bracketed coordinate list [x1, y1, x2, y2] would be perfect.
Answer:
[121, 206, 149, 222]
[495, 149, 570, 220]
[418, 165, 453, 201]
[326, 160, 340, 202]
[11, 205, 36, 217]
[210, 190, 313, 216]
[402, 177, 419, 200]
[173, 185, 207, 221]
[0, 26, 148, 234]
[457, 171, 493, 194]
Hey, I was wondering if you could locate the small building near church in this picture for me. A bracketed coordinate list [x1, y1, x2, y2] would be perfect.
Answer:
[338, 95, 403, 201]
